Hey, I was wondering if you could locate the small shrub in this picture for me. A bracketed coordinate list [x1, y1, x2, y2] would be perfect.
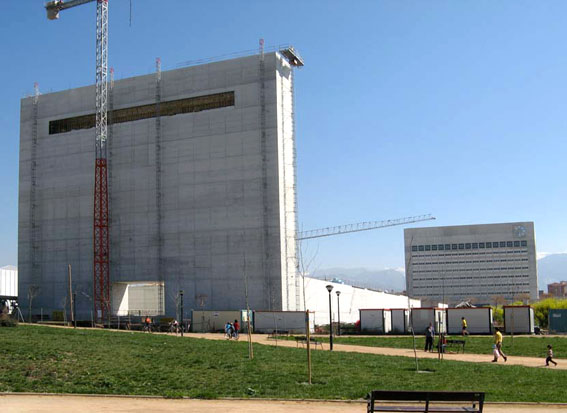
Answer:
[0, 314, 18, 327]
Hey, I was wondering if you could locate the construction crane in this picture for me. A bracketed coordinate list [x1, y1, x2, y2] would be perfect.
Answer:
[45, 0, 110, 323]
[297, 214, 435, 241]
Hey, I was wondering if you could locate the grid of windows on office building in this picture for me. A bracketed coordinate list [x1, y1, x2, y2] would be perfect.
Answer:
[411, 240, 528, 252]
[409, 239, 531, 298]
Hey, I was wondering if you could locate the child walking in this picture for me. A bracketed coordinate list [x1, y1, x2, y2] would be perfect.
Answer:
[546, 345, 558, 367]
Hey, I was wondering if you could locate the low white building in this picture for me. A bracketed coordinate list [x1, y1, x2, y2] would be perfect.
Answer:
[0, 265, 18, 298]
[303, 276, 420, 326]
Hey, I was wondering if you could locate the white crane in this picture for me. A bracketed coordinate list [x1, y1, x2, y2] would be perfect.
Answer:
[297, 214, 435, 240]
[45, 0, 110, 323]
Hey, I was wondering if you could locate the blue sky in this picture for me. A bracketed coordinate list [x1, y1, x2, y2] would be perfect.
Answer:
[1, 1, 567, 270]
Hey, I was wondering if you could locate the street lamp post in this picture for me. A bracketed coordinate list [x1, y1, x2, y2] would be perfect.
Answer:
[326, 284, 334, 350]
[336, 291, 341, 336]
[179, 290, 184, 337]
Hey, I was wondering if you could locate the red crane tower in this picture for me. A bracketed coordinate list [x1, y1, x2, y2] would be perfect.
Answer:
[45, 0, 110, 323]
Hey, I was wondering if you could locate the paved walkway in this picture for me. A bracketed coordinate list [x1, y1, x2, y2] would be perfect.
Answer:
[2, 395, 567, 413]
[186, 332, 567, 370]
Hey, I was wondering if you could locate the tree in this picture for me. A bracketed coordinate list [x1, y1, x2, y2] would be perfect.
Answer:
[514, 293, 531, 305]
[27, 286, 40, 323]
[491, 295, 508, 307]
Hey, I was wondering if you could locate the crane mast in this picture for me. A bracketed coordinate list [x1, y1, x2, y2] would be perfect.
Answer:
[45, 0, 110, 323]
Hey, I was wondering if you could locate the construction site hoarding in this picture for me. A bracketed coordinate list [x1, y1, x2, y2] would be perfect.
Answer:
[549, 309, 567, 334]
[503, 305, 534, 334]
[253, 311, 313, 333]
[410, 308, 447, 335]
[390, 309, 409, 334]
[447, 307, 493, 335]
[359, 309, 392, 334]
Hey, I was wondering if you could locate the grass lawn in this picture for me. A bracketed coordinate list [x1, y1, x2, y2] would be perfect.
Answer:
[287, 335, 567, 359]
[1, 325, 566, 402]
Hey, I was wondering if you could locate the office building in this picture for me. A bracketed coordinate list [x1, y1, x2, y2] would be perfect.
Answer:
[404, 222, 538, 303]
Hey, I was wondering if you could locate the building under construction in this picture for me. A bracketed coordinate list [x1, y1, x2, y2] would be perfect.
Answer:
[18, 49, 304, 320]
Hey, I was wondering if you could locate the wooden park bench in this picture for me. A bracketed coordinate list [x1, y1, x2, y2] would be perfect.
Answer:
[445, 339, 466, 354]
[294, 335, 324, 349]
[267, 330, 289, 340]
[367, 390, 484, 413]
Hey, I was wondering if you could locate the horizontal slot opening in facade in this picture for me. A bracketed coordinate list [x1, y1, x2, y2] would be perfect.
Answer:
[48, 91, 235, 135]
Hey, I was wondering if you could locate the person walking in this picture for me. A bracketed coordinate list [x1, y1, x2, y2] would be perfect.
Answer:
[492, 327, 507, 362]
[225, 321, 234, 339]
[425, 323, 435, 352]
[233, 319, 240, 339]
[461, 317, 469, 336]
[546, 345, 558, 367]
[144, 316, 153, 333]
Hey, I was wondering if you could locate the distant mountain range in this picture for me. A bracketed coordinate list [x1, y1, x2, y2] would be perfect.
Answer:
[311, 267, 406, 293]
[537, 253, 567, 290]
[315, 253, 567, 293]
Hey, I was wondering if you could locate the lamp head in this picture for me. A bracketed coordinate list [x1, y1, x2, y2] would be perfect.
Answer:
[326, 284, 334, 293]
[336, 291, 341, 297]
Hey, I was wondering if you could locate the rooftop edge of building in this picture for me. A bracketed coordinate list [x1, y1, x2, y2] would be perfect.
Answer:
[404, 221, 534, 234]
[22, 46, 303, 102]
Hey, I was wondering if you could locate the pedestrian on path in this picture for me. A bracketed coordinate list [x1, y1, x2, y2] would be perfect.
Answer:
[546, 345, 558, 367]
[461, 317, 469, 336]
[425, 323, 435, 352]
[492, 327, 507, 362]
[233, 319, 240, 339]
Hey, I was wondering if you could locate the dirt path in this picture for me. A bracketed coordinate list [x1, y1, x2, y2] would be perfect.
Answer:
[2, 394, 567, 413]
[187, 332, 567, 370]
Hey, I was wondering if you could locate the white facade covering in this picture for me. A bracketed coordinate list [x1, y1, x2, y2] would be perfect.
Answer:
[447, 307, 493, 335]
[303, 276, 420, 325]
[0, 265, 18, 297]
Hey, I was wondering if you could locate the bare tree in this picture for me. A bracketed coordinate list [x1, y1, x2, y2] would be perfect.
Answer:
[167, 283, 182, 321]
[514, 293, 531, 305]
[242, 253, 253, 359]
[491, 295, 508, 307]
[296, 238, 319, 312]
[405, 234, 421, 372]
[27, 286, 40, 323]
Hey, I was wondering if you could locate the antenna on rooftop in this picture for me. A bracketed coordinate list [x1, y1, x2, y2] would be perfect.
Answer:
[259, 38, 264, 60]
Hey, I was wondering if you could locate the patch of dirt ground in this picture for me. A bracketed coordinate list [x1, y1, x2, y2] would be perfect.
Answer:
[1, 395, 567, 413]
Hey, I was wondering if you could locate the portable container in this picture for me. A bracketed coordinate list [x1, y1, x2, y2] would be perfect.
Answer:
[253, 311, 313, 334]
[410, 307, 447, 334]
[191, 310, 245, 333]
[549, 309, 567, 333]
[503, 305, 534, 334]
[447, 307, 493, 335]
[390, 308, 410, 334]
[359, 309, 392, 334]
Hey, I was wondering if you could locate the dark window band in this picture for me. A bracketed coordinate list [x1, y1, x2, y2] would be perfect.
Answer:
[49, 91, 235, 135]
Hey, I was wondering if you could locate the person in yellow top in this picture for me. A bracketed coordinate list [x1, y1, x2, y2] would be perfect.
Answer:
[461, 317, 469, 336]
[492, 327, 507, 362]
